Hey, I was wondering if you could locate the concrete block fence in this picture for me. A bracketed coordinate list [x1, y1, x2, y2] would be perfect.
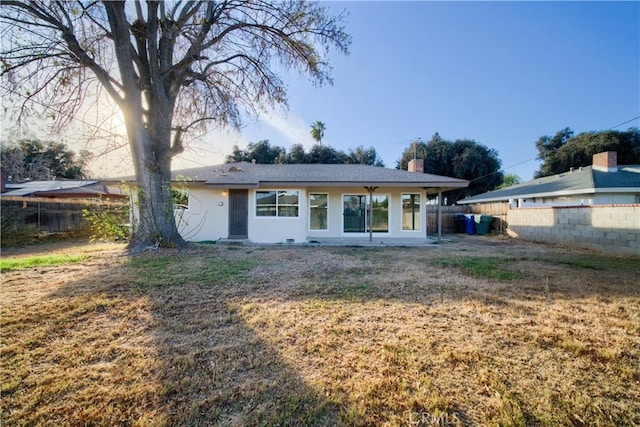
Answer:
[506, 205, 640, 255]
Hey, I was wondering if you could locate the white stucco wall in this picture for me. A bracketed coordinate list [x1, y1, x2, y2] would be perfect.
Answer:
[177, 186, 228, 241]
[516, 192, 638, 208]
[249, 187, 308, 243]
[592, 193, 638, 205]
[178, 185, 430, 243]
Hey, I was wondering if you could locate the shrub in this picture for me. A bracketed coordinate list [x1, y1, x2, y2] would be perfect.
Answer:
[82, 203, 130, 242]
[0, 201, 39, 246]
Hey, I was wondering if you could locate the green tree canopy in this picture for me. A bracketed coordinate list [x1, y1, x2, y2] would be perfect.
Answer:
[535, 128, 640, 177]
[347, 145, 385, 167]
[397, 133, 503, 204]
[285, 144, 308, 164]
[225, 140, 286, 164]
[306, 144, 347, 164]
[496, 173, 522, 189]
[225, 141, 384, 166]
[1, 139, 92, 182]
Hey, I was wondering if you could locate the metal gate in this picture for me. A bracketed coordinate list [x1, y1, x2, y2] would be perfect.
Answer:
[228, 189, 248, 239]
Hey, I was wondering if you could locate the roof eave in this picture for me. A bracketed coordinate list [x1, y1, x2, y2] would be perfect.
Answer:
[204, 183, 259, 189]
[261, 180, 469, 188]
[593, 187, 640, 193]
[204, 180, 469, 189]
[458, 187, 640, 204]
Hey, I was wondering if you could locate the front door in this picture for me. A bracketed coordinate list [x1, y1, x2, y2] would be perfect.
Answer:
[228, 189, 248, 239]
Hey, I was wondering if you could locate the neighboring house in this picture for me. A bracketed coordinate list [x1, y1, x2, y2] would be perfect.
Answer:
[458, 152, 640, 208]
[457, 152, 640, 255]
[0, 179, 127, 236]
[1, 180, 126, 199]
[170, 160, 469, 243]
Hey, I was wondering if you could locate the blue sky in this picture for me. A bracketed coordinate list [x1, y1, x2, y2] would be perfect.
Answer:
[217, 0, 640, 181]
[89, 2, 640, 180]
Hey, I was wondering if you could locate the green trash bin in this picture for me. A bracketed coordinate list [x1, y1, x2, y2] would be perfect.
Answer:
[475, 215, 494, 235]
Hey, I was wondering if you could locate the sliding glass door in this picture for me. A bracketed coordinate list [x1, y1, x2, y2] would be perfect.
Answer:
[343, 195, 366, 232]
[343, 194, 388, 233]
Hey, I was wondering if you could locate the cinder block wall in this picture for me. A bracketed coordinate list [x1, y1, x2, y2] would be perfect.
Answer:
[507, 205, 640, 255]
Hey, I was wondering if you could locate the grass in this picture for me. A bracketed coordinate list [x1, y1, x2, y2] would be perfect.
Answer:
[433, 256, 524, 281]
[536, 253, 633, 271]
[2, 238, 639, 426]
[0, 253, 88, 271]
[128, 252, 256, 288]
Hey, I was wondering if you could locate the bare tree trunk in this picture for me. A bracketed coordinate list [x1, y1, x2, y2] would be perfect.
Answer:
[103, 2, 185, 252]
[125, 118, 186, 253]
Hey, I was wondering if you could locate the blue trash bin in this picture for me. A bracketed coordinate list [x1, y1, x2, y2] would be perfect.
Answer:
[464, 214, 476, 235]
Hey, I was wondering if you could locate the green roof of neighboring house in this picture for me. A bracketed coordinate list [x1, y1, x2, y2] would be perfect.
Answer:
[171, 162, 469, 191]
[458, 165, 640, 204]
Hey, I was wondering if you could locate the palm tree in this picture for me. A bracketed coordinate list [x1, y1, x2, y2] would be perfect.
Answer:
[310, 121, 326, 145]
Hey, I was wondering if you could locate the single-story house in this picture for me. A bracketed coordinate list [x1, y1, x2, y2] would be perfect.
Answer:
[458, 152, 640, 208]
[171, 160, 469, 244]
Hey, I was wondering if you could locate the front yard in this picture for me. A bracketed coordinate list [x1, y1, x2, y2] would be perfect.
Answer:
[1, 237, 639, 426]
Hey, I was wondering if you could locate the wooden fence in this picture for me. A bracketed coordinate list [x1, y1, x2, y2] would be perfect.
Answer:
[1, 196, 127, 234]
[468, 202, 510, 234]
[425, 202, 510, 235]
[426, 205, 471, 234]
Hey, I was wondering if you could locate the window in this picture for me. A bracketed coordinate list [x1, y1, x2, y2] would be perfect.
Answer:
[309, 193, 328, 230]
[277, 190, 299, 217]
[343, 194, 388, 233]
[402, 193, 421, 230]
[256, 190, 299, 217]
[256, 191, 276, 216]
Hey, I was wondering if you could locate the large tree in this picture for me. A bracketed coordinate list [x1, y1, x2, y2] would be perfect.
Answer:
[0, 1, 350, 251]
[397, 133, 503, 204]
[1, 139, 92, 181]
[305, 143, 346, 164]
[225, 140, 285, 164]
[224, 140, 384, 166]
[535, 127, 640, 177]
[346, 145, 384, 167]
[496, 173, 521, 189]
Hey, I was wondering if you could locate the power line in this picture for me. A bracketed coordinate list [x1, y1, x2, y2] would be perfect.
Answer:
[607, 115, 639, 130]
[468, 115, 640, 183]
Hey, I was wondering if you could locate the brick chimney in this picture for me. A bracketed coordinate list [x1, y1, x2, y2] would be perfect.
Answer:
[592, 151, 617, 172]
[408, 159, 424, 173]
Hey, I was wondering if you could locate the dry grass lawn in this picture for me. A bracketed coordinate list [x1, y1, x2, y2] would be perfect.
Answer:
[1, 236, 639, 426]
